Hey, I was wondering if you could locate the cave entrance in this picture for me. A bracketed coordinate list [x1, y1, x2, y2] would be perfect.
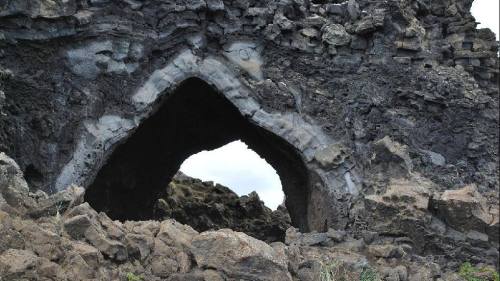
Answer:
[84, 77, 311, 231]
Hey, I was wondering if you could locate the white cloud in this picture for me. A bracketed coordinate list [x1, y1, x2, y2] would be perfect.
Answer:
[471, 0, 499, 39]
[180, 140, 284, 210]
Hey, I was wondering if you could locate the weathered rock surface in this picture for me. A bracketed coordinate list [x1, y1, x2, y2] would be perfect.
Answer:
[0, 0, 499, 278]
[1, 155, 498, 281]
[191, 229, 292, 281]
[433, 184, 499, 241]
[0, 152, 31, 210]
[0, 0, 497, 231]
[153, 172, 291, 242]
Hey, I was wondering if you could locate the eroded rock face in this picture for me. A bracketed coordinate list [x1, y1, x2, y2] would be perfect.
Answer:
[153, 172, 291, 242]
[0, 0, 499, 275]
[1, 0, 498, 228]
[432, 184, 499, 241]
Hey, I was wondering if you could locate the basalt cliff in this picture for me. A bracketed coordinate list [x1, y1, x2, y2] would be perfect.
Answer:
[0, 0, 498, 280]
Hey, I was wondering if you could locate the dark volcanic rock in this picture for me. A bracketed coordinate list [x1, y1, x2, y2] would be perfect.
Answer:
[153, 172, 292, 242]
[0, 0, 499, 274]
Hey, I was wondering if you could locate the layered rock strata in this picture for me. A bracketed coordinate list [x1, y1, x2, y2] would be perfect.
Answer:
[0, 0, 498, 273]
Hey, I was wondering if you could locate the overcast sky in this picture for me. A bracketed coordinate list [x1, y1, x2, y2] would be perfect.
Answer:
[180, 140, 283, 210]
[471, 0, 499, 39]
[181, 4, 499, 210]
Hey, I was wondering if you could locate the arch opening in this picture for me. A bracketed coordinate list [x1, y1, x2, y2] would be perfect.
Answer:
[84, 77, 311, 234]
[179, 140, 284, 210]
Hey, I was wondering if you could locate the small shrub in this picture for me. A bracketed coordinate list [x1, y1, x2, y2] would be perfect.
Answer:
[126, 272, 143, 281]
[319, 260, 378, 281]
[458, 262, 500, 281]
[320, 260, 352, 281]
[360, 266, 379, 281]
[320, 260, 338, 281]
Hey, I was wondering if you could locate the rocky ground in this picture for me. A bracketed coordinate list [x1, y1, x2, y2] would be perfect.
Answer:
[1, 152, 499, 281]
[152, 172, 291, 243]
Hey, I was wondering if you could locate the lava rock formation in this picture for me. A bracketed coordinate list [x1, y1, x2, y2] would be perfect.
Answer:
[0, 0, 499, 279]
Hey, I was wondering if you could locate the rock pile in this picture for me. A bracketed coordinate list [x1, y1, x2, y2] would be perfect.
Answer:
[1, 153, 499, 281]
[153, 172, 291, 242]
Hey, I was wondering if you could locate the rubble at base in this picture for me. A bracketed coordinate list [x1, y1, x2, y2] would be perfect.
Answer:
[1, 152, 499, 281]
[152, 172, 292, 243]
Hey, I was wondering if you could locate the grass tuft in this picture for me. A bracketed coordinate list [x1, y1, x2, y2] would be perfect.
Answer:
[360, 266, 379, 281]
[126, 272, 143, 281]
[319, 259, 379, 281]
[459, 262, 499, 281]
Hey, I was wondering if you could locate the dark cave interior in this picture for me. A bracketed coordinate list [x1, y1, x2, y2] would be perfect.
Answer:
[84, 77, 311, 231]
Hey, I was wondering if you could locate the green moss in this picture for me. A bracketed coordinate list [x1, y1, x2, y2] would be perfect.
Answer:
[126, 272, 143, 281]
[458, 262, 499, 281]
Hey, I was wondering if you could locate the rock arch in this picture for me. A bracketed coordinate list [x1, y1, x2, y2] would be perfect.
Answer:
[85, 76, 314, 230]
[0, 0, 498, 269]
[55, 47, 356, 231]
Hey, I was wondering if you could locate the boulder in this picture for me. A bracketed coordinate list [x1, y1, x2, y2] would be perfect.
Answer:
[0, 152, 30, 209]
[434, 184, 499, 240]
[365, 177, 432, 219]
[408, 262, 440, 281]
[21, 224, 63, 261]
[98, 212, 125, 240]
[285, 228, 331, 246]
[0, 249, 40, 278]
[191, 229, 292, 281]
[70, 241, 102, 268]
[125, 233, 154, 260]
[123, 220, 160, 237]
[367, 244, 404, 258]
[0, 212, 25, 252]
[29, 185, 85, 218]
[149, 238, 191, 277]
[60, 251, 95, 280]
[84, 224, 128, 261]
[37, 259, 65, 280]
[321, 24, 351, 46]
[327, 229, 347, 242]
[64, 202, 128, 261]
[65, 202, 99, 219]
[64, 214, 93, 239]
[157, 219, 199, 248]
[354, 9, 385, 34]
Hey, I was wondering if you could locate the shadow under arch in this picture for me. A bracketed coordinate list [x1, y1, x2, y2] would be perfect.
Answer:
[84, 77, 312, 231]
